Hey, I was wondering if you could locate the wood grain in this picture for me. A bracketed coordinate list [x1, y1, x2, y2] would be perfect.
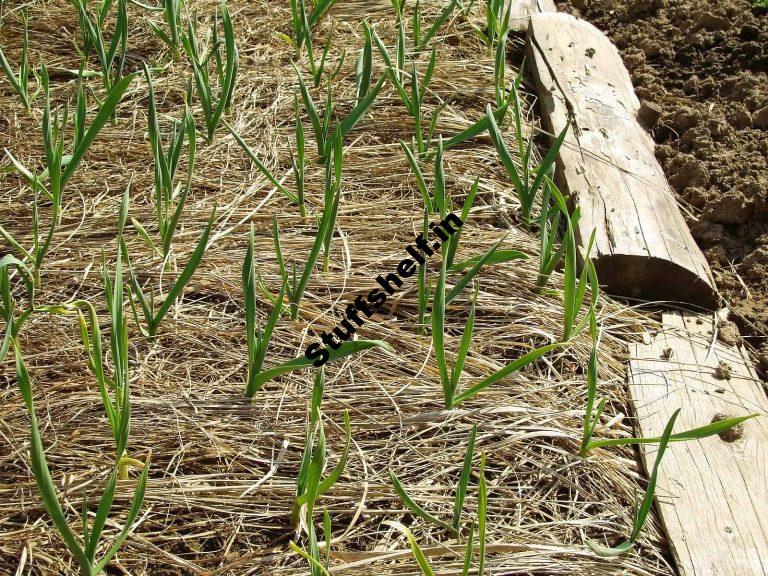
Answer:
[527, 13, 718, 308]
[628, 312, 768, 576]
[506, 0, 556, 31]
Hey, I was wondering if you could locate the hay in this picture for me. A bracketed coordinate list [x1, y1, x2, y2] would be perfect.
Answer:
[0, 1, 674, 574]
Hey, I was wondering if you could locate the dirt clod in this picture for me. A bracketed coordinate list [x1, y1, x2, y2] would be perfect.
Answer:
[715, 361, 733, 380]
[711, 413, 745, 442]
[718, 320, 741, 347]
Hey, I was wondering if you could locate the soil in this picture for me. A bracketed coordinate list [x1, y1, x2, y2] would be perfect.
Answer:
[554, 0, 768, 360]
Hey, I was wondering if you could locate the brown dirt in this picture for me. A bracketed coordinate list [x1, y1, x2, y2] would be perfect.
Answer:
[555, 0, 768, 358]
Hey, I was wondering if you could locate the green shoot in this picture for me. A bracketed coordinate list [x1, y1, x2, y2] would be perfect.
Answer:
[444, 177, 479, 268]
[401, 141, 434, 213]
[0, 8, 36, 112]
[292, 368, 352, 527]
[391, 0, 459, 51]
[486, 100, 569, 228]
[579, 310, 606, 458]
[536, 178, 571, 289]
[383, 521, 436, 576]
[407, 49, 438, 155]
[289, 509, 333, 576]
[72, 0, 129, 91]
[453, 426, 477, 532]
[123, 197, 217, 338]
[584, 413, 759, 453]
[36, 198, 140, 479]
[288, 0, 338, 52]
[477, 451, 487, 575]
[368, 20, 439, 155]
[182, 1, 239, 142]
[0, 66, 136, 286]
[290, 96, 308, 218]
[547, 178, 598, 342]
[493, 31, 508, 108]
[389, 424, 477, 539]
[427, 103, 509, 158]
[373, 13, 503, 157]
[0, 255, 35, 364]
[321, 126, 343, 272]
[433, 241, 567, 408]
[474, 0, 511, 49]
[356, 24, 372, 104]
[385, 447, 487, 575]
[298, 1, 345, 88]
[247, 339, 394, 392]
[448, 249, 528, 273]
[413, 0, 460, 50]
[416, 208, 430, 334]
[272, 128, 342, 319]
[295, 61, 385, 161]
[586, 408, 677, 557]
[133, 64, 196, 261]
[227, 121, 302, 209]
[290, 372, 336, 574]
[445, 235, 514, 306]
[10, 338, 150, 576]
[432, 245, 470, 407]
[586, 409, 757, 555]
[243, 224, 286, 397]
[147, 0, 184, 60]
[390, 470, 458, 537]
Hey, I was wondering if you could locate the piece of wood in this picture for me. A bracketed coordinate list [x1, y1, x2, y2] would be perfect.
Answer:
[527, 13, 718, 309]
[627, 311, 768, 576]
[506, 0, 556, 32]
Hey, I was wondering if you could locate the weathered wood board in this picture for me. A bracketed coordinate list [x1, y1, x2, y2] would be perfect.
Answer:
[526, 13, 718, 309]
[506, 0, 556, 31]
[628, 312, 768, 576]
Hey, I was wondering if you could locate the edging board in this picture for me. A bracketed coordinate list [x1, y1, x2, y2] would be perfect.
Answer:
[628, 312, 768, 576]
[507, 0, 556, 31]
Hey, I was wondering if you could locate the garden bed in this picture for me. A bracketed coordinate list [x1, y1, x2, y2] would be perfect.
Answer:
[0, 1, 720, 574]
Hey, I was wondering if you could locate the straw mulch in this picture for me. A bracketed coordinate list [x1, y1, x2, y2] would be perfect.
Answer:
[0, 1, 675, 574]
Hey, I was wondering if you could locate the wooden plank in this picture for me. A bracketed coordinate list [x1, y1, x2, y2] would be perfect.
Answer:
[628, 311, 768, 576]
[506, 0, 556, 32]
[526, 13, 718, 309]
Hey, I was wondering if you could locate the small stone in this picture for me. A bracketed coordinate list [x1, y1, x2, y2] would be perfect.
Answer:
[638, 100, 663, 130]
[585, 47, 596, 58]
